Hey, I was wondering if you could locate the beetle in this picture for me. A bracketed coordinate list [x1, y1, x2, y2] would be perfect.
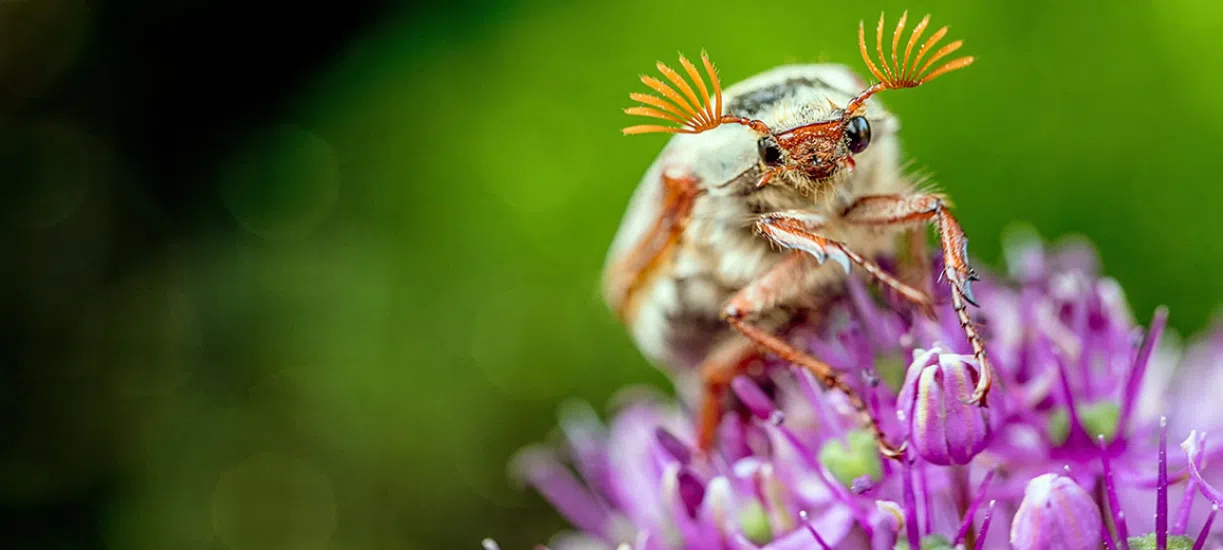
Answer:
[602, 12, 989, 458]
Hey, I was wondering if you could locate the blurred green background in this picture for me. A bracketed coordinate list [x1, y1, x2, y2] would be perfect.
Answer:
[2, 0, 1222, 548]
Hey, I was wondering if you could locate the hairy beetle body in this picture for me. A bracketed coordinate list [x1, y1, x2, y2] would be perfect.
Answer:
[605, 12, 988, 456]
[605, 64, 909, 376]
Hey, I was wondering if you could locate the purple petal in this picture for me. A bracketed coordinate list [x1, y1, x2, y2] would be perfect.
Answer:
[732, 376, 776, 421]
[973, 500, 997, 550]
[654, 427, 691, 465]
[510, 447, 610, 537]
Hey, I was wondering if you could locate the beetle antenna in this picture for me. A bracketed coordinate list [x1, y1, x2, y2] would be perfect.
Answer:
[845, 11, 975, 115]
[624, 51, 770, 136]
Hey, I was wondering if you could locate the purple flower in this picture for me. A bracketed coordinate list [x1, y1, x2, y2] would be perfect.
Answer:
[897, 348, 992, 466]
[494, 231, 1223, 550]
[1009, 473, 1101, 550]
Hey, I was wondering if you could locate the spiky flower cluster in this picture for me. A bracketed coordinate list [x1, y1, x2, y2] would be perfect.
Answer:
[492, 231, 1223, 549]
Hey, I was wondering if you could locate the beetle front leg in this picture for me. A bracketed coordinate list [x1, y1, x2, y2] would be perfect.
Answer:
[717, 251, 907, 459]
[752, 210, 935, 318]
[840, 193, 992, 406]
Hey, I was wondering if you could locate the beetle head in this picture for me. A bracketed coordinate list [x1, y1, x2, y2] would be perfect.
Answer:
[755, 108, 873, 186]
[751, 11, 974, 187]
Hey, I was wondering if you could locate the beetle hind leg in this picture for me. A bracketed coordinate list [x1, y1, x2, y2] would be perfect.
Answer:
[695, 340, 760, 453]
[706, 251, 907, 459]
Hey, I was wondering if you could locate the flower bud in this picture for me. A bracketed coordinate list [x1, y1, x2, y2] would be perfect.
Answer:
[1010, 474, 1102, 550]
[896, 348, 991, 465]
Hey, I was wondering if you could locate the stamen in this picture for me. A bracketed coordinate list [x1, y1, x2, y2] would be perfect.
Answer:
[1192, 505, 1218, 550]
[1158, 416, 1169, 549]
[972, 500, 997, 550]
[953, 470, 996, 547]
[799, 510, 834, 550]
[919, 459, 933, 534]
[1173, 476, 1198, 535]
[1119, 307, 1169, 430]
[901, 459, 921, 550]
[1100, 434, 1133, 549]
[1182, 432, 1223, 506]
[1055, 351, 1087, 441]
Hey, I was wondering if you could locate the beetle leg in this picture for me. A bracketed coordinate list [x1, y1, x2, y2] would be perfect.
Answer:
[604, 171, 702, 323]
[839, 193, 991, 406]
[710, 251, 907, 459]
[695, 338, 759, 452]
[753, 210, 936, 318]
[696, 252, 814, 452]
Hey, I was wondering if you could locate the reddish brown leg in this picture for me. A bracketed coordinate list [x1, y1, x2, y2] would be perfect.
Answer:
[714, 251, 907, 459]
[696, 339, 759, 452]
[840, 193, 991, 406]
[696, 252, 812, 452]
[605, 171, 702, 322]
[753, 210, 935, 317]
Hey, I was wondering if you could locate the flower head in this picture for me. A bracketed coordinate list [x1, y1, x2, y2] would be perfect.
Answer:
[500, 231, 1223, 549]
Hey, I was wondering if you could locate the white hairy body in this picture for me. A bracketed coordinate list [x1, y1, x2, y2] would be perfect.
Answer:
[603, 64, 915, 377]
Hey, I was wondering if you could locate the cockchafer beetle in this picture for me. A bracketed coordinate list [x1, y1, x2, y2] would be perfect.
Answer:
[603, 12, 987, 459]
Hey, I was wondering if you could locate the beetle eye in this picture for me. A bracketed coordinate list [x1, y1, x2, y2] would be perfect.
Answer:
[757, 137, 783, 166]
[844, 116, 871, 154]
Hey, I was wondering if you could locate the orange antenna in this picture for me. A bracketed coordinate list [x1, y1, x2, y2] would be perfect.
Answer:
[623, 51, 724, 135]
[624, 52, 771, 136]
[846, 11, 975, 114]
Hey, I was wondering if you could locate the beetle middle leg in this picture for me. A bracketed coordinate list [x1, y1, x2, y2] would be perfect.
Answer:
[710, 251, 907, 459]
